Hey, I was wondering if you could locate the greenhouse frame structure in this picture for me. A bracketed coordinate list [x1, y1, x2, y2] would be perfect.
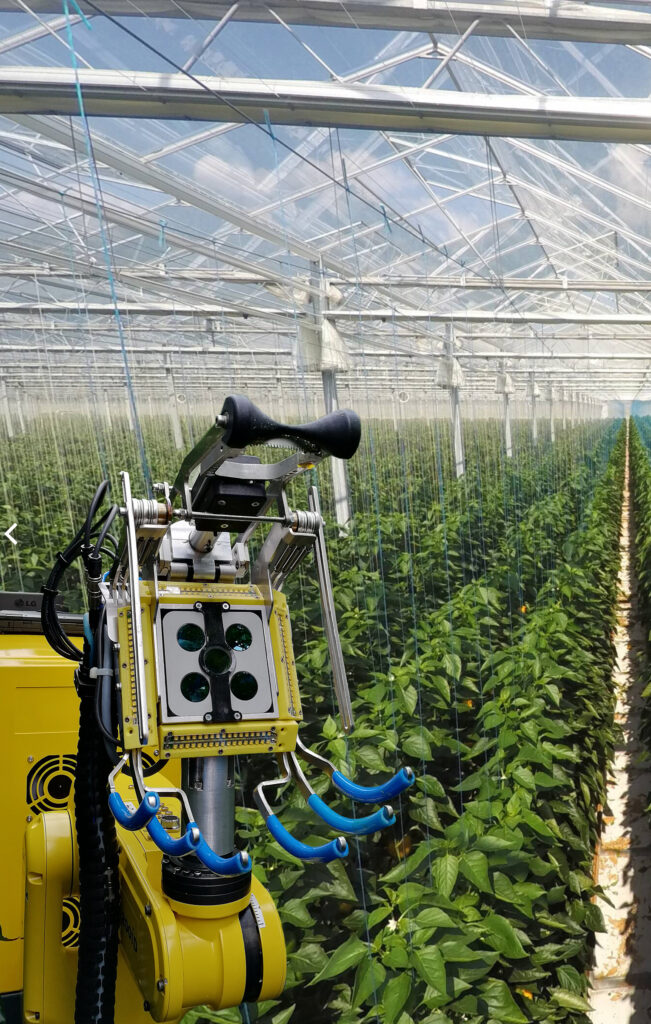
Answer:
[0, 1, 650, 461]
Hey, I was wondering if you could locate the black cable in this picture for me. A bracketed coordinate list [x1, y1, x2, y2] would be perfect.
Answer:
[93, 504, 119, 557]
[84, 480, 110, 549]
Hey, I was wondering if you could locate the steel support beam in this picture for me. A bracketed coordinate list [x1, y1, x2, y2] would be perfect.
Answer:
[6, 301, 651, 324]
[0, 1, 649, 45]
[5, 70, 651, 142]
[6, 266, 651, 293]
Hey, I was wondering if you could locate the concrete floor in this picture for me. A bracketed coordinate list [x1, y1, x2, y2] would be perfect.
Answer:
[591, 428, 651, 1023]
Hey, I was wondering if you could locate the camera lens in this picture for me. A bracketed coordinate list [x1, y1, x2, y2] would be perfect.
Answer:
[203, 646, 232, 675]
[177, 622, 205, 652]
[180, 672, 210, 703]
[231, 671, 258, 701]
[225, 623, 253, 651]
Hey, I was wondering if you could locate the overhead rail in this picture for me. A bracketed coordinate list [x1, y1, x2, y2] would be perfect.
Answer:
[6, 70, 651, 142]
[6, 302, 651, 325]
[1, 1, 650, 45]
[5, 266, 651, 294]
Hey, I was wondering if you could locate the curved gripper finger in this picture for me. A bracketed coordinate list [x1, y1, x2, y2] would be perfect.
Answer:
[307, 794, 395, 835]
[108, 790, 160, 830]
[146, 815, 201, 856]
[194, 835, 251, 875]
[265, 815, 348, 863]
[331, 766, 415, 803]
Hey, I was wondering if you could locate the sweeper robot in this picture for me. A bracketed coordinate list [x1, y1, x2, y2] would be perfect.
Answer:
[15, 396, 413, 1023]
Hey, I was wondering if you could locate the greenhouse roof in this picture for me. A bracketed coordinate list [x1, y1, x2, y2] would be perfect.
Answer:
[2, 0, 651, 404]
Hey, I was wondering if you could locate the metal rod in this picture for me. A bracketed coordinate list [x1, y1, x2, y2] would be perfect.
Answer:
[120, 471, 149, 746]
[308, 486, 354, 734]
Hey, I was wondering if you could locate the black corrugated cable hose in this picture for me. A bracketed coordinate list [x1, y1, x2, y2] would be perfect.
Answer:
[46, 480, 120, 1024]
[74, 670, 120, 1024]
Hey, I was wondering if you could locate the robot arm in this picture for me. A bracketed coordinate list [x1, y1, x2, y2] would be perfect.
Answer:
[38, 395, 413, 1022]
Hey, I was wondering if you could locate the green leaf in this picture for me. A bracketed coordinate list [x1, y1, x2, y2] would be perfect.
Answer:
[311, 935, 368, 984]
[384, 973, 411, 1024]
[289, 943, 328, 975]
[520, 809, 554, 838]
[511, 766, 536, 791]
[272, 1007, 296, 1024]
[555, 965, 585, 994]
[412, 947, 446, 992]
[418, 775, 446, 799]
[550, 988, 592, 1011]
[459, 850, 492, 893]
[353, 956, 386, 1008]
[433, 854, 459, 899]
[403, 732, 431, 760]
[481, 914, 527, 959]
[414, 907, 456, 929]
[478, 980, 527, 1023]
[280, 898, 315, 927]
[323, 715, 338, 739]
[356, 744, 386, 773]
[584, 901, 606, 932]
[367, 906, 394, 929]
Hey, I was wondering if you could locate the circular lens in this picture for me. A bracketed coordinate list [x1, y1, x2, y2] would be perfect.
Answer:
[177, 622, 205, 652]
[203, 646, 232, 675]
[180, 672, 210, 703]
[231, 671, 258, 701]
[226, 623, 253, 652]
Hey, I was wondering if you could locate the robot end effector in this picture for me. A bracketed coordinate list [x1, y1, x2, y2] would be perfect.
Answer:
[101, 396, 414, 870]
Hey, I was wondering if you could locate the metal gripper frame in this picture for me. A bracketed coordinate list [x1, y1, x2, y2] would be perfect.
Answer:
[103, 395, 414, 871]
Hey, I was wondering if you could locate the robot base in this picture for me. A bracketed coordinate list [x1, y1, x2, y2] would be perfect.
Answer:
[23, 809, 286, 1023]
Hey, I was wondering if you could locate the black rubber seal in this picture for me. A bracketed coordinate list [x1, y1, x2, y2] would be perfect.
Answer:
[161, 854, 251, 906]
[240, 903, 264, 1002]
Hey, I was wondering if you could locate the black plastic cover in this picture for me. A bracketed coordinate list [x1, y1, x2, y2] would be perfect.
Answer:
[221, 395, 361, 460]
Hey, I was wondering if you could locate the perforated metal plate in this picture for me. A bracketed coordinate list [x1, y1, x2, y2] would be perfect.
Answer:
[158, 605, 278, 723]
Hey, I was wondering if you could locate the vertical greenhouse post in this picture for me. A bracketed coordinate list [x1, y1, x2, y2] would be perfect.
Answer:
[310, 260, 353, 531]
[527, 372, 540, 444]
[438, 325, 465, 477]
[104, 388, 112, 429]
[14, 389, 25, 434]
[495, 362, 514, 458]
[165, 354, 184, 450]
[561, 388, 567, 430]
[0, 374, 13, 438]
[548, 386, 555, 442]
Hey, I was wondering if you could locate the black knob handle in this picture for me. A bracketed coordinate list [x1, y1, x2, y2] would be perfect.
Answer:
[220, 395, 361, 461]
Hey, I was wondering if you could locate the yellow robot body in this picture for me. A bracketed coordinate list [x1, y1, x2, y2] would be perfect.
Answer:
[1, 624, 285, 1023]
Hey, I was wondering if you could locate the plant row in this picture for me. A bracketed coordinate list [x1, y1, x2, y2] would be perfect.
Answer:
[221, 424, 625, 1024]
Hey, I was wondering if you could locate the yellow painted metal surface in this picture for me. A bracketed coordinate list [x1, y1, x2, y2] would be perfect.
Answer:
[115, 582, 303, 759]
[22, 810, 162, 1024]
[116, 764, 285, 1021]
[0, 633, 80, 995]
[3, 621, 286, 1020]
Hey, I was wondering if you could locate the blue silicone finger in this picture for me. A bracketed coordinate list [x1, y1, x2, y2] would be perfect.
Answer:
[266, 814, 348, 862]
[146, 815, 201, 856]
[307, 793, 395, 835]
[194, 835, 251, 875]
[331, 767, 415, 803]
[109, 790, 160, 830]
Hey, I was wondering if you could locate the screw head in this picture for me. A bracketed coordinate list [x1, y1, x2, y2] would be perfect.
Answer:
[222, 602, 230, 611]
[204, 713, 213, 723]
[27, 755, 34, 763]
[194, 601, 203, 611]
[145, 903, 152, 916]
